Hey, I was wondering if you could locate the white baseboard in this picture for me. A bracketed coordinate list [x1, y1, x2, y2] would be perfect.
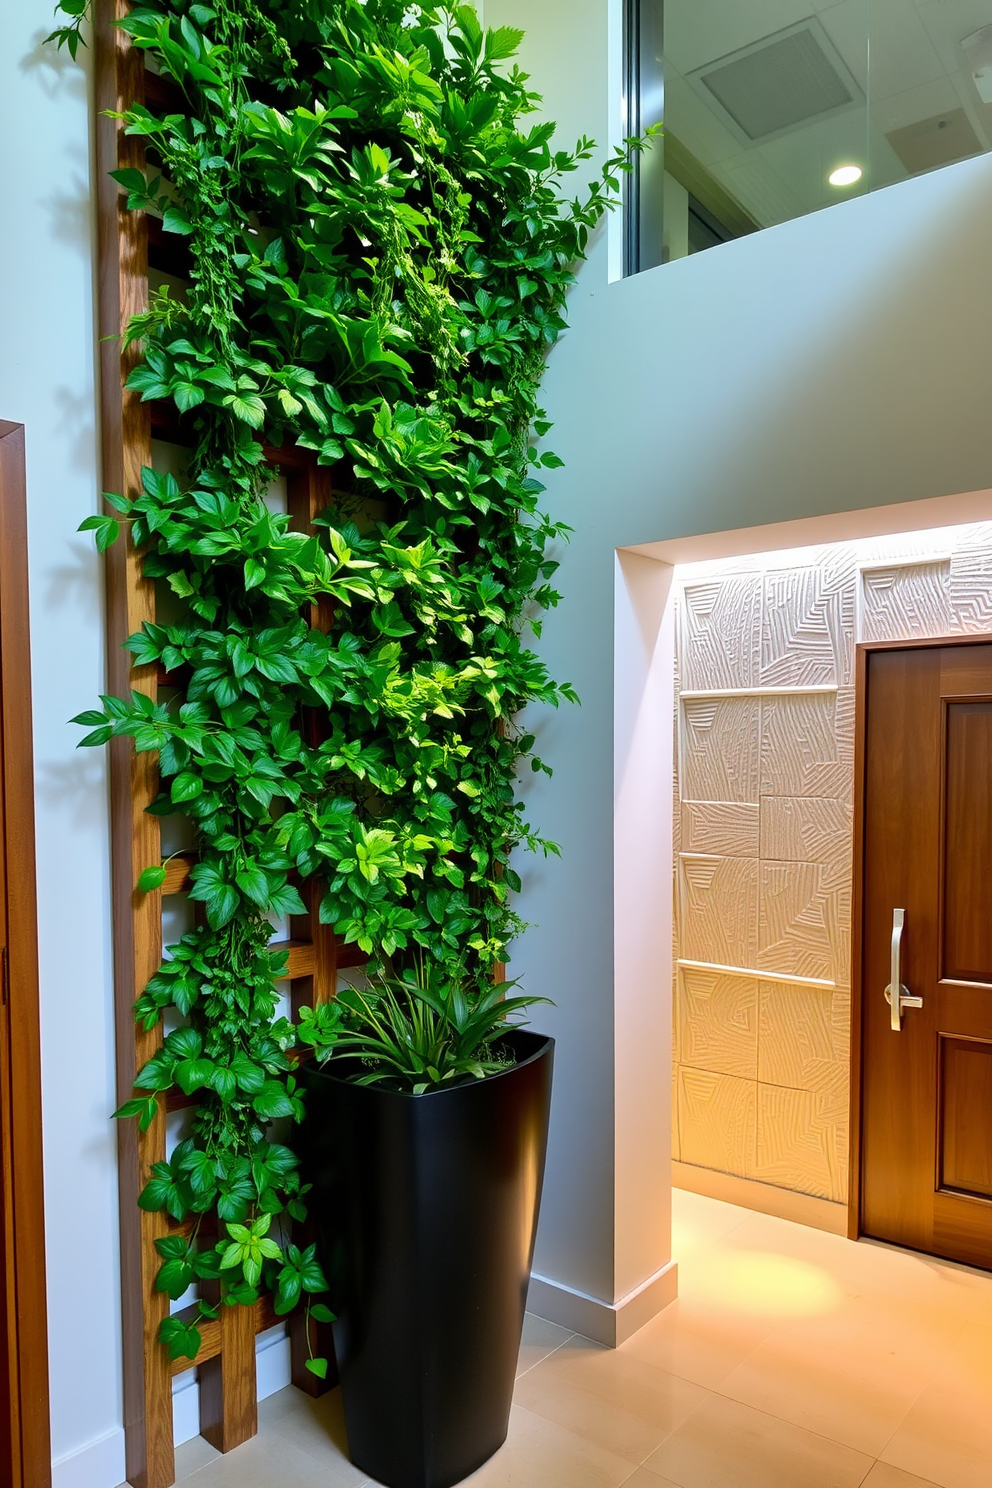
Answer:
[673, 1160, 849, 1236]
[52, 1428, 126, 1488]
[54, 1326, 294, 1487]
[173, 1322, 292, 1446]
[527, 1258, 679, 1348]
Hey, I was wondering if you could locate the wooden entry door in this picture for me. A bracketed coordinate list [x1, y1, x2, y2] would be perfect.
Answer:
[859, 639, 992, 1270]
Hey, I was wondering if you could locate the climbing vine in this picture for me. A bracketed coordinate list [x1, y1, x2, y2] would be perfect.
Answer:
[50, 0, 639, 1369]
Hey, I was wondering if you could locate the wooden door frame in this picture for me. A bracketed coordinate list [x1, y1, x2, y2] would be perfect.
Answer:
[848, 630, 992, 1242]
[0, 421, 51, 1488]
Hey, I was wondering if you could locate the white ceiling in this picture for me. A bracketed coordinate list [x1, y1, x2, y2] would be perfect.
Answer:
[661, 0, 992, 228]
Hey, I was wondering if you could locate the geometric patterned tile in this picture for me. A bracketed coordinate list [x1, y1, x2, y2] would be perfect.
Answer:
[762, 555, 854, 688]
[683, 801, 760, 857]
[677, 1067, 757, 1177]
[758, 861, 850, 984]
[860, 560, 950, 643]
[758, 982, 850, 1089]
[682, 698, 761, 805]
[679, 575, 761, 691]
[760, 693, 851, 801]
[679, 855, 759, 970]
[759, 796, 851, 877]
[754, 1083, 847, 1201]
[950, 539, 992, 635]
[679, 968, 758, 1080]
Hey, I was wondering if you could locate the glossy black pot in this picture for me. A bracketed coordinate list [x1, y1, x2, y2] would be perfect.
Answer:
[299, 1029, 554, 1488]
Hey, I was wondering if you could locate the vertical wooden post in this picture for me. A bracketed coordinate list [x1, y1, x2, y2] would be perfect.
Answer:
[285, 458, 339, 1394]
[198, 1303, 258, 1452]
[95, 5, 175, 1484]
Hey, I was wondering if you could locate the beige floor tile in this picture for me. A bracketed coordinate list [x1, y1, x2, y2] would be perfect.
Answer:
[619, 1469, 683, 1488]
[260, 1384, 365, 1476]
[514, 1334, 710, 1465]
[879, 1378, 992, 1488]
[165, 1424, 369, 1486]
[775, 1285, 969, 1380]
[675, 1243, 848, 1322]
[517, 1314, 574, 1378]
[715, 1328, 926, 1456]
[929, 1319, 992, 1394]
[670, 1188, 751, 1263]
[174, 1435, 221, 1481]
[461, 1403, 640, 1487]
[862, 1465, 944, 1488]
[644, 1394, 873, 1488]
[718, 1211, 992, 1322]
[620, 1296, 772, 1389]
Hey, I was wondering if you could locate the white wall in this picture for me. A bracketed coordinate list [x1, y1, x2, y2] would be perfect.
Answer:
[0, 4, 124, 1485]
[488, 0, 992, 1325]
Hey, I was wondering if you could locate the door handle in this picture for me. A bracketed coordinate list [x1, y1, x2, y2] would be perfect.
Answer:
[884, 908, 923, 1031]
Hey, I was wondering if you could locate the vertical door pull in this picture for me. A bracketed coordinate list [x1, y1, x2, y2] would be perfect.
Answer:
[884, 908, 923, 1031]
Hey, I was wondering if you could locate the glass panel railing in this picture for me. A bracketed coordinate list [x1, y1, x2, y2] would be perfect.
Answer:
[629, 0, 992, 271]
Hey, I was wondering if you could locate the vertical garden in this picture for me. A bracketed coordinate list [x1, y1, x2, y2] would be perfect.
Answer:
[51, 0, 631, 1367]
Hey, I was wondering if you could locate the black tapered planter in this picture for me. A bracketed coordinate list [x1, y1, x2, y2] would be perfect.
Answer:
[299, 1029, 554, 1488]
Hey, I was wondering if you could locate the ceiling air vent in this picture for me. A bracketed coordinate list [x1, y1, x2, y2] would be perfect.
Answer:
[690, 21, 862, 143]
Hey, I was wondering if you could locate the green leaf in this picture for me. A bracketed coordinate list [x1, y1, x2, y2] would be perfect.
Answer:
[253, 1081, 297, 1120]
[304, 1357, 329, 1380]
[162, 206, 194, 235]
[78, 513, 120, 552]
[309, 1302, 336, 1324]
[114, 1096, 159, 1132]
[159, 1315, 201, 1362]
[137, 864, 167, 893]
[171, 772, 203, 803]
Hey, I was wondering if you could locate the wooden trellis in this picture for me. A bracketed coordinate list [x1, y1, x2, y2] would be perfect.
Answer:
[95, 5, 362, 1483]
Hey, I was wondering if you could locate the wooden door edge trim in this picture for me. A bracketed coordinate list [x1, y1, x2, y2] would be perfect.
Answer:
[856, 632, 992, 657]
[848, 643, 868, 1241]
[0, 421, 53, 1487]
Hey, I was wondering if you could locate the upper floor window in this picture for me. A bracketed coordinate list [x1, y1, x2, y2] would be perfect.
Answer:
[625, 1, 992, 272]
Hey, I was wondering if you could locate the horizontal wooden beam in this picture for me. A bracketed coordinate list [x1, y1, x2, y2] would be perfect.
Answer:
[170, 1294, 278, 1377]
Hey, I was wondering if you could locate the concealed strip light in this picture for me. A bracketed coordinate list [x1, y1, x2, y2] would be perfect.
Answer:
[828, 163, 863, 187]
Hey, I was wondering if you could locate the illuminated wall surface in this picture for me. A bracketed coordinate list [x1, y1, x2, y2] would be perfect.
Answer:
[672, 520, 992, 1201]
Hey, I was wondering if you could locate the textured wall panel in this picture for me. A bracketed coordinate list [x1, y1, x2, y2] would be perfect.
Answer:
[950, 539, 992, 634]
[761, 555, 854, 687]
[860, 559, 951, 641]
[679, 968, 758, 1079]
[758, 860, 849, 984]
[679, 574, 762, 691]
[760, 692, 849, 799]
[682, 801, 760, 857]
[681, 697, 761, 804]
[754, 1083, 847, 1200]
[759, 795, 851, 870]
[673, 524, 992, 1198]
[679, 854, 758, 970]
[677, 1067, 757, 1176]
[758, 982, 849, 1088]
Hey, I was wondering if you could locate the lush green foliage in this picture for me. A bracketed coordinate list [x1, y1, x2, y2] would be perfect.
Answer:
[299, 960, 549, 1093]
[52, 0, 635, 1369]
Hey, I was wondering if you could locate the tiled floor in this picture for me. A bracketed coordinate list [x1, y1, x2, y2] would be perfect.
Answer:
[153, 1189, 992, 1488]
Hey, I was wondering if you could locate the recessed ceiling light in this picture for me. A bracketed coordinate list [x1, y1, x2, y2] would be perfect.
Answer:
[828, 164, 863, 187]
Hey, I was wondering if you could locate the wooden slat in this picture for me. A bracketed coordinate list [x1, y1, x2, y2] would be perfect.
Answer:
[96, 6, 177, 1486]
[161, 853, 195, 896]
[198, 1297, 258, 1451]
[284, 465, 341, 1397]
